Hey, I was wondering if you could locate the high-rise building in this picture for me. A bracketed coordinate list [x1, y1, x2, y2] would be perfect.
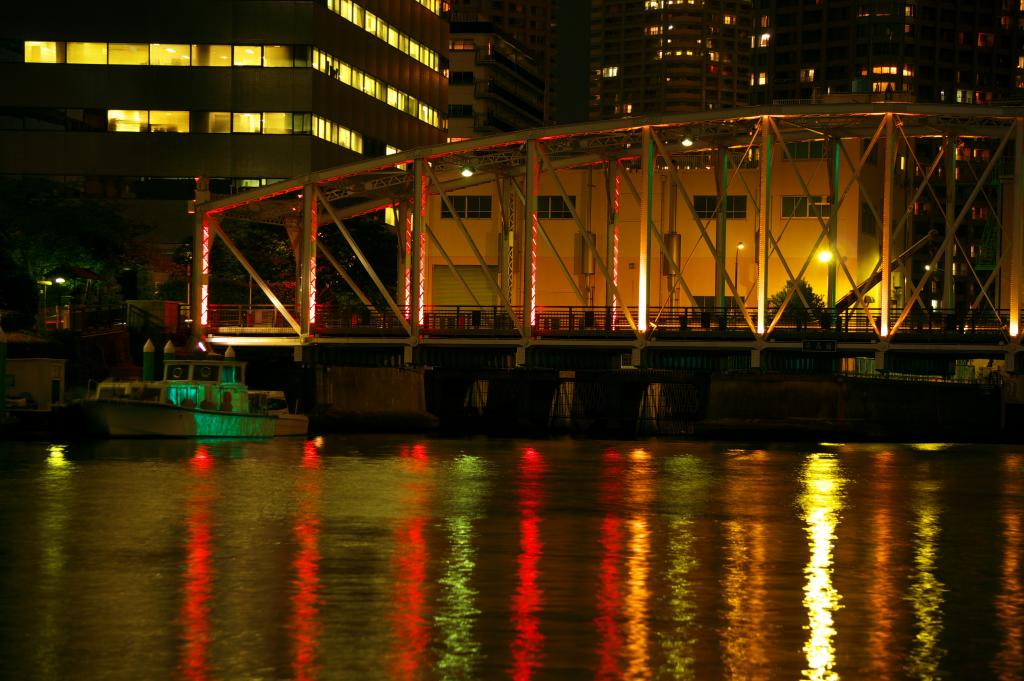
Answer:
[749, 1, 1024, 105]
[447, 20, 545, 140]
[448, 0, 557, 123]
[1, 1, 449, 244]
[589, 0, 752, 119]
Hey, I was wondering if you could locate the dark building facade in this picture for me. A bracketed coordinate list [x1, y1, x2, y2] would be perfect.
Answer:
[448, 0, 556, 123]
[447, 20, 544, 140]
[1, 1, 449, 243]
[750, 0, 1024, 105]
[589, 0, 752, 119]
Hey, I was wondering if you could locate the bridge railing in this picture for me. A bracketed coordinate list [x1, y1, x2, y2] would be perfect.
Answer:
[204, 302, 1016, 343]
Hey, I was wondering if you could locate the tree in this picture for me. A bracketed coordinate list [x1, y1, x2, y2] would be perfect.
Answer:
[768, 279, 826, 328]
[0, 177, 150, 325]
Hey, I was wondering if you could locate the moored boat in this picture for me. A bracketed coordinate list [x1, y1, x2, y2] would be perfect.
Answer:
[87, 357, 276, 438]
[250, 390, 309, 437]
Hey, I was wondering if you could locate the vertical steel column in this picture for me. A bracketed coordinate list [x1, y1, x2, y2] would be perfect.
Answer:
[299, 185, 316, 338]
[1011, 119, 1024, 337]
[523, 140, 539, 333]
[756, 116, 772, 335]
[638, 127, 653, 331]
[412, 159, 425, 335]
[828, 138, 840, 311]
[397, 201, 409, 310]
[605, 163, 620, 310]
[191, 210, 210, 338]
[943, 134, 956, 309]
[715, 147, 728, 309]
[880, 114, 896, 337]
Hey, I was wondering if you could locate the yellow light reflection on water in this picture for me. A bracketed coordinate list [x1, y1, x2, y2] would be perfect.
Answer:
[866, 451, 898, 680]
[995, 454, 1023, 680]
[912, 443, 953, 452]
[799, 453, 846, 681]
[624, 448, 653, 680]
[38, 443, 72, 678]
[722, 454, 770, 678]
[906, 477, 946, 679]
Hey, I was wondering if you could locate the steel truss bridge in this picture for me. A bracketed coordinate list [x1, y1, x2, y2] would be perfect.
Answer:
[192, 103, 1024, 374]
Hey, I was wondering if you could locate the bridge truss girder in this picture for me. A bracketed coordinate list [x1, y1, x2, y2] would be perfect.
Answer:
[191, 104, 1024, 365]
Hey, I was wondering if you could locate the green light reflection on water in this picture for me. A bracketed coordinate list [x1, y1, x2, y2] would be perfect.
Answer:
[434, 454, 487, 679]
[659, 454, 711, 680]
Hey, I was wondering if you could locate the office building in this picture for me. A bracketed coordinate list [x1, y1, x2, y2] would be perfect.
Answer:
[448, 0, 556, 123]
[447, 19, 545, 140]
[0, 0, 449, 245]
[589, 0, 752, 119]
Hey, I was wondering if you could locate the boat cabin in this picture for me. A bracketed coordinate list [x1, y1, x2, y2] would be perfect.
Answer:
[93, 359, 258, 414]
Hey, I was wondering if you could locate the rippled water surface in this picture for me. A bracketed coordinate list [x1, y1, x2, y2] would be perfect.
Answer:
[0, 436, 1022, 680]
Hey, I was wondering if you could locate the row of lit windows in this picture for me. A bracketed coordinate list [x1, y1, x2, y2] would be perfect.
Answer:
[25, 41, 310, 67]
[324, 0, 440, 71]
[313, 115, 363, 154]
[313, 49, 440, 128]
[106, 110, 313, 135]
[51, 108, 363, 152]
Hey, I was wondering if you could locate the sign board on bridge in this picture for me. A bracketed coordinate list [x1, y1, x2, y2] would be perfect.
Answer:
[802, 339, 837, 352]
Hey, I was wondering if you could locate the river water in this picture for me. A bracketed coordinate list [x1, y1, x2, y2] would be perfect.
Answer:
[0, 435, 1021, 680]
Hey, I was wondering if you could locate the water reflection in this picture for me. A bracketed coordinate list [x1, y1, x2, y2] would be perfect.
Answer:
[799, 453, 845, 681]
[906, 473, 946, 680]
[289, 440, 322, 681]
[624, 448, 653, 680]
[180, 445, 216, 681]
[866, 450, 901, 680]
[510, 446, 545, 680]
[721, 451, 771, 678]
[391, 443, 433, 680]
[659, 454, 710, 679]
[37, 444, 72, 679]
[595, 449, 625, 680]
[995, 454, 1023, 680]
[435, 454, 486, 678]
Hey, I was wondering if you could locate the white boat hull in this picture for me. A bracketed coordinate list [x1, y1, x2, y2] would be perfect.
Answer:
[89, 400, 275, 438]
[273, 413, 310, 437]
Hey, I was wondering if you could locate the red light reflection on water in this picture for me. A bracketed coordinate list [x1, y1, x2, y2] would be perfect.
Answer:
[290, 440, 323, 681]
[595, 449, 625, 680]
[510, 447, 545, 681]
[180, 446, 214, 681]
[391, 442, 431, 681]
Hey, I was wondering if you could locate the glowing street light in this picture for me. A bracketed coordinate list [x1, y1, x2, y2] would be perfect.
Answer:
[734, 241, 744, 289]
[816, 249, 833, 264]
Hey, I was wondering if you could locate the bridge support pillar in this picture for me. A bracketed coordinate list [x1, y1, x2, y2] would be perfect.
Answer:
[750, 347, 761, 369]
[874, 344, 888, 373]
[516, 345, 527, 367]
[403, 345, 413, 366]
[629, 346, 642, 368]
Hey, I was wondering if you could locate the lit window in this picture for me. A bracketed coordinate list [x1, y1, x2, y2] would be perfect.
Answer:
[800, 68, 815, 83]
[192, 112, 231, 133]
[149, 110, 189, 133]
[150, 44, 190, 66]
[724, 14, 735, 24]
[233, 46, 262, 67]
[67, 42, 108, 65]
[759, 32, 771, 47]
[109, 43, 149, 65]
[449, 39, 475, 51]
[262, 112, 293, 134]
[263, 45, 293, 67]
[232, 113, 262, 133]
[108, 109, 148, 132]
[192, 44, 231, 67]
[758, 72, 767, 85]
[602, 66, 619, 77]
[25, 41, 63, 63]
